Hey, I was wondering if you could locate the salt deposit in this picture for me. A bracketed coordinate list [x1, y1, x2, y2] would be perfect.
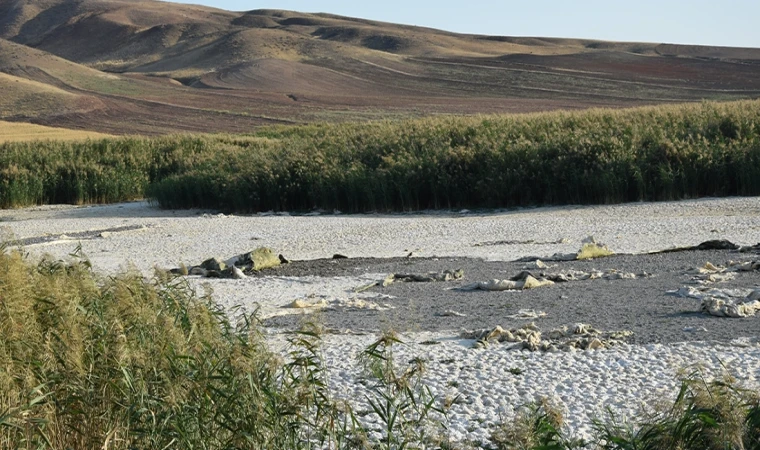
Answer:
[270, 332, 760, 445]
[3, 197, 760, 274]
[2, 197, 760, 446]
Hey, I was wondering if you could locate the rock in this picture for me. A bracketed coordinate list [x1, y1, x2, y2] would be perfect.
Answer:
[522, 276, 554, 289]
[485, 326, 506, 341]
[608, 331, 634, 340]
[502, 330, 517, 342]
[523, 332, 542, 351]
[703, 262, 722, 272]
[437, 310, 467, 317]
[462, 323, 629, 351]
[573, 323, 597, 334]
[379, 274, 396, 287]
[459, 279, 518, 291]
[701, 297, 760, 318]
[189, 266, 207, 276]
[549, 252, 578, 261]
[694, 273, 736, 284]
[603, 272, 636, 280]
[548, 327, 568, 339]
[748, 290, 760, 301]
[739, 244, 760, 253]
[576, 243, 614, 260]
[286, 298, 327, 309]
[586, 338, 604, 350]
[392, 269, 465, 283]
[511, 271, 536, 281]
[506, 309, 547, 320]
[201, 257, 226, 272]
[535, 260, 549, 269]
[459, 274, 553, 291]
[243, 247, 281, 271]
[278, 254, 290, 264]
[231, 266, 246, 279]
[695, 240, 739, 250]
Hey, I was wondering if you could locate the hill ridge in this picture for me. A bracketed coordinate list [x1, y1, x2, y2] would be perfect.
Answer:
[0, 0, 758, 135]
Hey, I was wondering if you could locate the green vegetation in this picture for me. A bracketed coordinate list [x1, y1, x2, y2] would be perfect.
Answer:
[2, 100, 760, 211]
[2, 248, 760, 449]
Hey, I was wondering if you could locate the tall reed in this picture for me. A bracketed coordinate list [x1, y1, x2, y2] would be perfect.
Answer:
[2, 100, 760, 211]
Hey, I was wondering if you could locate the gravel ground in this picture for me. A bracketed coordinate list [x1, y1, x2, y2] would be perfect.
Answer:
[263, 250, 760, 344]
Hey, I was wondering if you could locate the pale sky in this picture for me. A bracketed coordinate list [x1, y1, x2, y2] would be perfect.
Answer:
[169, 0, 760, 48]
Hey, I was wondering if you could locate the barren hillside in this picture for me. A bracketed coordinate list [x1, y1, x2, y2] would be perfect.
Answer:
[1, 0, 759, 134]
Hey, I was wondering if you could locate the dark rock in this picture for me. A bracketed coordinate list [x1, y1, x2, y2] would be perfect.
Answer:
[695, 240, 739, 250]
[201, 257, 226, 272]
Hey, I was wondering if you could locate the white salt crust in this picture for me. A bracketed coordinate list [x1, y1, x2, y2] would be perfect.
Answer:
[3, 197, 760, 445]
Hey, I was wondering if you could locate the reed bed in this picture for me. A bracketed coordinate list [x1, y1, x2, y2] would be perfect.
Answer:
[1, 100, 759, 211]
[0, 247, 366, 449]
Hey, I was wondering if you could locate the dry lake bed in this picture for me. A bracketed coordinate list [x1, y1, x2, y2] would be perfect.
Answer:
[3, 197, 760, 445]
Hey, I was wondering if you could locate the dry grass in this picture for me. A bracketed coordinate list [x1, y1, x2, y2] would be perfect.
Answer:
[0, 73, 82, 119]
[0, 121, 112, 143]
[1, 2, 759, 134]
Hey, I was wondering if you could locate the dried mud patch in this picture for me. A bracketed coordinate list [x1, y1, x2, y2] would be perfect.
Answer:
[263, 250, 760, 344]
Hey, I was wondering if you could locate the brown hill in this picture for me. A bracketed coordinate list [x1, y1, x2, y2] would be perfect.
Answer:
[1, 0, 759, 134]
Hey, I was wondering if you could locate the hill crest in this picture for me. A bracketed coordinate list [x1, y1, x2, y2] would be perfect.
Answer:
[0, 0, 759, 135]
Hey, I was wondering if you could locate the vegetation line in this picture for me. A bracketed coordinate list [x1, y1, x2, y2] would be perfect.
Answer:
[1, 99, 759, 212]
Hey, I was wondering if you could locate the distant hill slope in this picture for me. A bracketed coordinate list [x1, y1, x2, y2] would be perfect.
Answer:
[0, 0, 759, 134]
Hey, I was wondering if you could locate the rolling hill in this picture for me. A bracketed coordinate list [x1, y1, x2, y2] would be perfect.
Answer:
[1, 0, 759, 135]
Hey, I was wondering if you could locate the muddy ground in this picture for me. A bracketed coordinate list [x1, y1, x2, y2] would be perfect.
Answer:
[262, 249, 760, 344]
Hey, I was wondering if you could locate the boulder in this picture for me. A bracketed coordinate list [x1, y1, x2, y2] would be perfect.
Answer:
[576, 243, 614, 260]
[242, 247, 281, 271]
[200, 257, 226, 272]
[522, 275, 554, 289]
[696, 240, 739, 250]
[189, 267, 208, 276]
